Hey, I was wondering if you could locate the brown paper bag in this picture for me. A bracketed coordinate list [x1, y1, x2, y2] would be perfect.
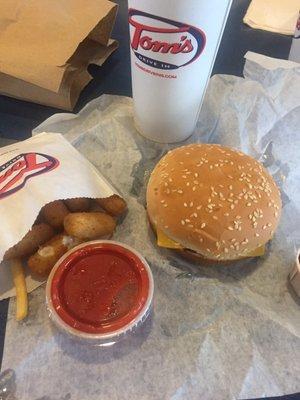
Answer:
[0, 0, 118, 110]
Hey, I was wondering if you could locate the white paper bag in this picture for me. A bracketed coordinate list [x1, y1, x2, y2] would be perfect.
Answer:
[0, 132, 118, 299]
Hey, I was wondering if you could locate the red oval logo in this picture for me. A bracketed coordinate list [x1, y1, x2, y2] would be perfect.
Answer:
[129, 9, 206, 70]
[0, 152, 59, 200]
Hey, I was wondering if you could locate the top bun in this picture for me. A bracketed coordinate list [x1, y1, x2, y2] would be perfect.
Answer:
[146, 144, 281, 261]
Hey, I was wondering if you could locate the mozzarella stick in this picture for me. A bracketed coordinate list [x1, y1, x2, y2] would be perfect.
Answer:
[64, 212, 116, 240]
[64, 198, 90, 212]
[28, 234, 81, 277]
[41, 200, 69, 230]
[4, 223, 55, 260]
[96, 195, 127, 217]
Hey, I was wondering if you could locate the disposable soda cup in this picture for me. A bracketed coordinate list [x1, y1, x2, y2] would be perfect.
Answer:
[128, 0, 232, 143]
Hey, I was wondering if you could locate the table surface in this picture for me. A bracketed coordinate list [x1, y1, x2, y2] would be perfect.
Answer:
[0, 1, 297, 398]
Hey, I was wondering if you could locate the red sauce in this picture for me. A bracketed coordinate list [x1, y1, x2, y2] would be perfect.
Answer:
[51, 243, 150, 334]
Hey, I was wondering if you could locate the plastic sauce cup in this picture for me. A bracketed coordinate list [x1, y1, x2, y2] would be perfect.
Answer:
[46, 240, 154, 345]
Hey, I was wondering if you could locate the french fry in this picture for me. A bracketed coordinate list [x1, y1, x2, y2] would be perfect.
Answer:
[10, 259, 28, 321]
[64, 198, 90, 212]
[96, 195, 127, 217]
[64, 212, 116, 240]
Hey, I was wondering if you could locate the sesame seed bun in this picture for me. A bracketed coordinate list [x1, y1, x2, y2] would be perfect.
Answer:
[146, 144, 281, 261]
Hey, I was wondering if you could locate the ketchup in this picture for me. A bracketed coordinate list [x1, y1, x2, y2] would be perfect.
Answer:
[50, 243, 150, 334]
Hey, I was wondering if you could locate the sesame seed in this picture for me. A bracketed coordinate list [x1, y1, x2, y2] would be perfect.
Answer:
[184, 203, 188, 207]
[192, 187, 196, 191]
[229, 185, 233, 190]
[201, 223, 206, 228]
[181, 220, 185, 225]
[208, 198, 212, 203]
[186, 182, 190, 186]
[194, 173, 198, 178]
[197, 205, 202, 210]
[166, 189, 170, 194]
[163, 204, 168, 207]
[224, 213, 229, 217]
[267, 223, 272, 227]
[230, 204, 235, 210]
[169, 178, 173, 182]
[164, 182, 168, 187]
[164, 226, 169, 229]
[224, 248, 229, 253]
[212, 216, 218, 220]
[255, 233, 260, 237]
[228, 226, 234, 231]
[178, 190, 183, 194]
[263, 225, 267, 230]
[190, 202, 194, 207]
[188, 224, 194, 228]
[160, 200, 165, 204]
[246, 203, 252, 207]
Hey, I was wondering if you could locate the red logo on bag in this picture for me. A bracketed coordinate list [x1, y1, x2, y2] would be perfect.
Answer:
[0, 152, 59, 199]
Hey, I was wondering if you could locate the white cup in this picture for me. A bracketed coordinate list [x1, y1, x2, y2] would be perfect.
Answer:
[128, 0, 232, 143]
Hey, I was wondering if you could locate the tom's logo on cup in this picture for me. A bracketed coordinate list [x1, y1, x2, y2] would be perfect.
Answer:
[129, 9, 206, 71]
[0, 152, 59, 200]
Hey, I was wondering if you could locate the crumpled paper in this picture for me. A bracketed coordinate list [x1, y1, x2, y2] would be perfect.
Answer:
[1, 52, 300, 400]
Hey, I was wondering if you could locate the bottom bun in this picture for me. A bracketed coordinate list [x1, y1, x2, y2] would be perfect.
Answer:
[176, 248, 243, 266]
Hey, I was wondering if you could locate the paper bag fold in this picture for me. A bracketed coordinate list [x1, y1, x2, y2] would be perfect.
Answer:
[0, 0, 118, 109]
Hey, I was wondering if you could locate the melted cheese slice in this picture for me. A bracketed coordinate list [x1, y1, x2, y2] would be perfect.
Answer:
[156, 228, 265, 256]
[245, 245, 265, 257]
[157, 228, 183, 249]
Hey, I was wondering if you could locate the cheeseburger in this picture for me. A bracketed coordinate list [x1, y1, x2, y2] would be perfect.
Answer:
[146, 144, 281, 263]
